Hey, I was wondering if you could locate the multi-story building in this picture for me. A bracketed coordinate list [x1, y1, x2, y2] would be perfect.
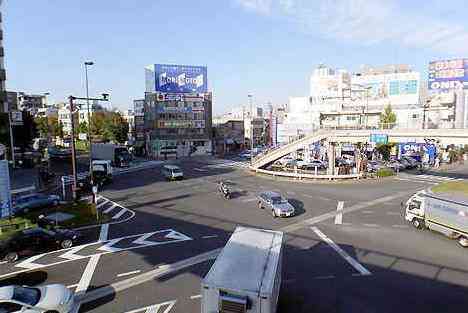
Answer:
[213, 120, 244, 155]
[122, 109, 135, 142]
[17, 93, 46, 115]
[144, 64, 212, 158]
[58, 101, 104, 134]
[133, 99, 145, 146]
[5, 91, 18, 112]
[0, 1, 6, 113]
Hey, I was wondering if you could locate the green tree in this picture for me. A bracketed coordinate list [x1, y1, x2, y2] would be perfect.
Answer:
[101, 112, 129, 143]
[380, 104, 397, 129]
[49, 117, 61, 137]
[77, 121, 88, 134]
[34, 117, 49, 138]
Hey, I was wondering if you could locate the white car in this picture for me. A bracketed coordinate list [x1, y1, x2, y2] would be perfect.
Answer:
[0, 284, 74, 313]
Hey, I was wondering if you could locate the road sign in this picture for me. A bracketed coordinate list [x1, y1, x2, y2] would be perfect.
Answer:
[0, 160, 12, 218]
[370, 134, 388, 144]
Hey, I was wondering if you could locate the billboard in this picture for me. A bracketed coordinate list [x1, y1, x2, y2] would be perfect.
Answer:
[428, 59, 468, 91]
[0, 160, 12, 218]
[148, 64, 207, 93]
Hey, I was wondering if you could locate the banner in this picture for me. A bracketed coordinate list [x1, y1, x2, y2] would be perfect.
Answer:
[428, 59, 468, 91]
[0, 160, 12, 218]
[153, 64, 207, 93]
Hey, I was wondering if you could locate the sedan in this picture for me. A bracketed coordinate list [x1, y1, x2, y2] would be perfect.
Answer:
[386, 160, 405, 171]
[0, 284, 74, 313]
[258, 191, 295, 218]
[0, 227, 82, 263]
[12, 194, 60, 215]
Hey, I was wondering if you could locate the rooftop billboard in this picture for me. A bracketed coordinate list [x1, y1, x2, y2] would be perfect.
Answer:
[146, 64, 207, 94]
[428, 59, 468, 91]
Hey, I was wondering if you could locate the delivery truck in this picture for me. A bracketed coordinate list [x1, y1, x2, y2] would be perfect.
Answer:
[201, 226, 283, 313]
[404, 190, 468, 247]
[91, 143, 131, 167]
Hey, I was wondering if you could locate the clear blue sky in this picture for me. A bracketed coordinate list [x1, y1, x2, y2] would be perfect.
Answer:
[4, 0, 468, 114]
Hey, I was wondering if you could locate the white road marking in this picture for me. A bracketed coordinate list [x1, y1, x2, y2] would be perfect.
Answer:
[123, 300, 177, 313]
[0, 261, 7, 265]
[190, 294, 202, 300]
[96, 200, 109, 209]
[392, 224, 409, 228]
[99, 224, 109, 242]
[362, 210, 373, 214]
[117, 270, 141, 278]
[202, 235, 218, 239]
[312, 227, 371, 276]
[193, 168, 207, 172]
[67, 283, 78, 289]
[241, 197, 258, 203]
[286, 191, 296, 195]
[334, 201, 344, 225]
[103, 204, 117, 214]
[386, 212, 401, 216]
[362, 223, 380, 227]
[112, 208, 128, 220]
[342, 222, 352, 226]
[72, 254, 102, 313]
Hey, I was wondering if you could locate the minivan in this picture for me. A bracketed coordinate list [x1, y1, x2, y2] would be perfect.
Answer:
[162, 165, 184, 180]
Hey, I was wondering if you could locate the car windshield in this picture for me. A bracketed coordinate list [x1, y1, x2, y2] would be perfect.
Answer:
[271, 196, 285, 204]
[12, 286, 41, 306]
[171, 168, 181, 173]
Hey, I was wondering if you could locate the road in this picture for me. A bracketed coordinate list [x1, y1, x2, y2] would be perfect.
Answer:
[2, 157, 468, 313]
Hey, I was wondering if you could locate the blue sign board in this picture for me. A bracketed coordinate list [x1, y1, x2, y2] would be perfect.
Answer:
[0, 160, 12, 218]
[370, 134, 388, 144]
[428, 59, 468, 91]
[398, 143, 437, 162]
[149, 64, 207, 93]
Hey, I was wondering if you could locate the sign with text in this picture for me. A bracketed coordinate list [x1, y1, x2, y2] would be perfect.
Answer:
[370, 134, 388, 144]
[428, 59, 468, 91]
[153, 64, 207, 93]
[0, 160, 12, 218]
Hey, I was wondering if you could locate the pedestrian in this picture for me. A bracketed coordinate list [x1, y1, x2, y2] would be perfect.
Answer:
[434, 157, 440, 169]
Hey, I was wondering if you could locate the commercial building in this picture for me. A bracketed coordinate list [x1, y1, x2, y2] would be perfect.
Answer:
[58, 100, 104, 134]
[133, 99, 145, 146]
[5, 91, 18, 112]
[144, 64, 213, 158]
[213, 120, 244, 155]
[17, 93, 47, 115]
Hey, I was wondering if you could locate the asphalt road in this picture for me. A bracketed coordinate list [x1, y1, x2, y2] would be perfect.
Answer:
[2, 157, 468, 313]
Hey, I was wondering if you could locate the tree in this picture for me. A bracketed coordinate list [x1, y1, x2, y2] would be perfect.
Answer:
[380, 104, 396, 129]
[34, 117, 49, 138]
[49, 117, 61, 137]
[77, 121, 88, 134]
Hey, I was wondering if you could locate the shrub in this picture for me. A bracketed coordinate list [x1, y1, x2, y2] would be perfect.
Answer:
[376, 168, 395, 177]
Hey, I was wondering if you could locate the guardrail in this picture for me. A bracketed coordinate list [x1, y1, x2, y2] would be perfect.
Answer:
[250, 167, 363, 180]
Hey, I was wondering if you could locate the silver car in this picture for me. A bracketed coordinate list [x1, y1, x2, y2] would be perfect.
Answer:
[258, 191, 295, 218]
[0, 284, 74, 313]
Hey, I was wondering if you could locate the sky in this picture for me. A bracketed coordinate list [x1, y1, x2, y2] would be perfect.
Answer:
[4, 0, 468, 115]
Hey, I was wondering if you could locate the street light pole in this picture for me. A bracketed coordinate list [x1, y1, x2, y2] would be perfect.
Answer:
[248, 94, 253, 164]
[8, 112, 15, 168]
[84, 61, 94, 185]
[69, 96, 78, 200]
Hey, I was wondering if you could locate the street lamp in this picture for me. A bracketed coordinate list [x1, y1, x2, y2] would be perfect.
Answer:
[84, 61, 94, 185]
[248, 94, 253, 164]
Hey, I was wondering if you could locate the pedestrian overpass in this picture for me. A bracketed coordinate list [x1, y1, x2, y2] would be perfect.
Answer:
[251, 128, 468, 170]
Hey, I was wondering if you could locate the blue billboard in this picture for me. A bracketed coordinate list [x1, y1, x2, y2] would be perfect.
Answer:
[428, 59, 468, 91]
[148, 64, 207, 93]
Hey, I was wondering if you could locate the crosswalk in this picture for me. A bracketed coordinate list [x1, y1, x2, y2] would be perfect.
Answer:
[396, 173, 464, 184]
[95, 196, 135, 222]
[205, 160, 250, 170]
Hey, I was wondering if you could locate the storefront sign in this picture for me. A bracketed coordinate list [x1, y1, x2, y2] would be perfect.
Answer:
[370, 134, 388, 144]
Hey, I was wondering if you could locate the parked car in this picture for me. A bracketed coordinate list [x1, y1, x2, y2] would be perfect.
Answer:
[238, 150, 251, 159]
[257, 191, 295, 218]
[401, 156, 420, 169]
[47, 147, 72, 159]
[367, 160, 386, 173]
[0, 227, 82, 263]
[386, 160, 406, 171]
[298, 160, 327, 170]
[12, 194, 60, 215]
[0, 284, 75, 313]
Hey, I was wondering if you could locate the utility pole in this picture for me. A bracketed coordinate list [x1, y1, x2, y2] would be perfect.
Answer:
[8, 112, 15, 168]
[69, 96, 78, 200]
[248, 94, 253, 164]
[84, 61, 94, 185]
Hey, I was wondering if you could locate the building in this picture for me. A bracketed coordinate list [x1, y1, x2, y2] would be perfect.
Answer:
[122, 109, 135, 142]
[213, 120, 244, 155]
[58, 100, 104, 134]
[133, 99, 145, 146]
[5, 91, 18, 112]
[35, 106, 58, 119]
[17, 93, 47, 115]
[144, 64, 213, 158]
[0, 1, 6, 113]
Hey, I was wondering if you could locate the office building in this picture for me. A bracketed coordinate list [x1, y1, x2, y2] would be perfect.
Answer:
[0, 1, 5, 113]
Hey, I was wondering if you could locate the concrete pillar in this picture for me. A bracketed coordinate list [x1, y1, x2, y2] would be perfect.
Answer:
[355, 146, 362, 175]
[304, 146, 311, 162]
[327, 142, 336, 175]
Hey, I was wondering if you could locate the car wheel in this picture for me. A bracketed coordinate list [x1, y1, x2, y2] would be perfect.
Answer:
[6, 252, 19, 263]
[412, 218, 423, 229]
[271, 209, 277, 218]
[258, 202, 263, 209]
[458, 236, 468, 248]
[61, 239, 73, 249]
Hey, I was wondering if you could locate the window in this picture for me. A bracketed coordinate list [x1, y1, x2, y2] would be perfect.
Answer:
[412, 114, 419, 119]
[12, 286, 41, 306]
[0, 302, 23, 312]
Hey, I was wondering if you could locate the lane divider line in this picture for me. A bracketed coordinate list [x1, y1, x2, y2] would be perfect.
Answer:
[117, 270, 141, 278]
[99, 224, 109, 242]
[334, 201, 344, 225]
[311, 227, 371, 276]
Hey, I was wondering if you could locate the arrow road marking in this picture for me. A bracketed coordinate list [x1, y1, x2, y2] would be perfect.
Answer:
[6, 229, 193, 275]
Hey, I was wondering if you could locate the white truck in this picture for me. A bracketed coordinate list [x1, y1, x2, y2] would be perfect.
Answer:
[201, 226, 283, 313]
[404, 190, 468, 247]
[91, 143, 131, 168]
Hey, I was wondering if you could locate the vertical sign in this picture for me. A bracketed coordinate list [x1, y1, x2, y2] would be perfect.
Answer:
[0, 160, 12, 218]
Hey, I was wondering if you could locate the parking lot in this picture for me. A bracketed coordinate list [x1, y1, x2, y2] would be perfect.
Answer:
[2, 157, 468, 313]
